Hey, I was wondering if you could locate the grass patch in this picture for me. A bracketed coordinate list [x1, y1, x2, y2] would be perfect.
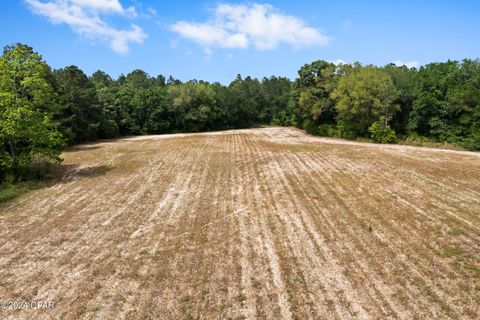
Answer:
[182, 313, 198, 320]
[464, 264, 480, 279]
[235, 293, 247, 304]
[448, 226, 465, 236]
[443, 245, 464, 258]
[398, 135, 465, 151]
[0, 183, 27, 204]
[179, 295, 191, 304]
[139, 249, 150, 256]
[0, 162, 111, 205]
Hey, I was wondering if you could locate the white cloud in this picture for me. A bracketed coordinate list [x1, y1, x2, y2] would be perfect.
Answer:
[69, 0, 129, 14]
[331, 59, 347, 66]
[171, 22, 248, 49]
[147, 6, 158, 17]
[25, 0, 146, 54]
[171, 3, 329, 52]
[393, 60, 419, 69]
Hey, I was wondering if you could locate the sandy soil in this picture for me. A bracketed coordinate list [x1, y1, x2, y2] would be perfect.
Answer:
[0, 127, 479, 319]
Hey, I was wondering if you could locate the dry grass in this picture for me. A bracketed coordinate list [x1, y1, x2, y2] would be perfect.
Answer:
[0, 127, 479, 319]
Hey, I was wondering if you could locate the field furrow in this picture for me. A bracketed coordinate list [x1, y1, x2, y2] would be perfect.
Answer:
[0, 127, 479, 319]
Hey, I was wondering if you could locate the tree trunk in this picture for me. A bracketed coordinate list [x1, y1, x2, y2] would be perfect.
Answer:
[8, 137, 16, 158]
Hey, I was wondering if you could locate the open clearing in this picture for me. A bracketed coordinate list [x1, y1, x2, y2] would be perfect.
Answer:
[1, 127, 479, 319]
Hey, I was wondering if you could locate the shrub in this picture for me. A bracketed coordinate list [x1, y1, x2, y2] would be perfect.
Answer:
[457, 134, 480, 151]
[302, 119, 321, 135]
[317, 124, 338, 137]
[368, 121, 397, 143]
[0, 183, 26, 203]
[336, 120, 356, 139]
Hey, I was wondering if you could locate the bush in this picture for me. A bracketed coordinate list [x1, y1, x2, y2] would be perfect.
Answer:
[368, 121, 397, 143]
[20, 160, 54, 181]
[316, 124, 338, 137]
[0, 183, 26, 203]
[302, 119, 320, 135]
[0, 150, 15, 183]
[336, 120, 356, 139]
[402, 134, 463, 150]
[457, 134, 480, 151]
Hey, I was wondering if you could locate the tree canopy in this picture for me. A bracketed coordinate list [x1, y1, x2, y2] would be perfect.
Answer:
[332, 65, 399, 140]
[1, 43, 480, 185]
[0, 44, 65, 182]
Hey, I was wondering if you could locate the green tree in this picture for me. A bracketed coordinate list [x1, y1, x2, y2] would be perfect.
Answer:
[167, 81, 220, 132]
[0, 44, 65, 182]
[409, 60, 480, 149]
[54, 66, 103, 143]
[408, 61, 457, 139]
[293, 60, 338, 134]
[448, 59, 480, 149]
[261, 76, 292, 124]
[90, 71, 122, 138]
[90, 70, 113, 89]
[384, 64, 417, 136]
[114, 70, 171, 134]
[224, 75, 264, 128]
[332, 64, 399, 139]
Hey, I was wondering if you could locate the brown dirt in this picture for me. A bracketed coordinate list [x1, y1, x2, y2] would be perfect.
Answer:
[1, 127, 479, 319]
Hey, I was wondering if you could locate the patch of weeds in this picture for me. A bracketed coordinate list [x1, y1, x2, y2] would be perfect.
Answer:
[444, 217, 465, 236]
[235, 293, 247, 305]
[325, 299, 335, 312]
[443, 246, 464, 258]
[110, 266, 117, 275]
[219, 302, 233, 312]
[393, 289, 408, 306]
[448, 226, 464, 236]
[200, 289, 209, 299]
[182, 313, 198, 320]
[140, 249, 150, 256]
[422, 282, 456, 317]
[251, 277, 261, 290]
[293, 271, 306, 285]
[359, 219, 373, 233]
[179, 295, 192, 316]
[179, 295, 191, 304]
[90, 305, 101, 313]
[458, 282, 471, 293]
[218, 283, 228, 292]
[116, 294, 127, 303]
[463, 264, 480, 279]
[125, 310, 138, 320]
[152, 273, 163, 283]
[0, 183, 26, 204]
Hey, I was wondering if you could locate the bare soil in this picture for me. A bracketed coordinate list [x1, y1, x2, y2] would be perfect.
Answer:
[1, 127, 479, 319]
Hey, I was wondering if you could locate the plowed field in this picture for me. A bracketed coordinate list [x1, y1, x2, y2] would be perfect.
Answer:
[1, 127, 479, 319]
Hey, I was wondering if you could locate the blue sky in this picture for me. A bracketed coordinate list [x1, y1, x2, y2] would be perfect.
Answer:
[1, 0, 479, 83]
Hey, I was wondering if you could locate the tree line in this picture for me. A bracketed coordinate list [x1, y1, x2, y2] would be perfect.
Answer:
[1, 43, 479, 184]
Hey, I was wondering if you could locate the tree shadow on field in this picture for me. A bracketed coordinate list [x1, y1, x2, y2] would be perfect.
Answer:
[28, 163, 113, 188]
[0, 163, 113, 206]
[66, 145, 101, 153]
[55, 164, 113, 183]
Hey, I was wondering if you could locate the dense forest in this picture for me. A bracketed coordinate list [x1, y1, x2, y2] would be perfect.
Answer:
[1, 43, 479, 185]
